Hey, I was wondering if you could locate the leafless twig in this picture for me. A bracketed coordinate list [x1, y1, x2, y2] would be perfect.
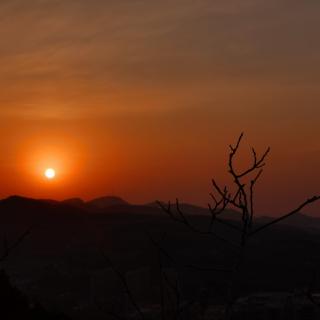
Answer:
[100, 250, 146, 320]
[0, 226, 32, 263]
[157, 200, 240, 250]
[249, 196, 320, 237]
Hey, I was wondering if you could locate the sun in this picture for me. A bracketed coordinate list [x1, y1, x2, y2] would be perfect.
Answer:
[44, 168, 56, 179]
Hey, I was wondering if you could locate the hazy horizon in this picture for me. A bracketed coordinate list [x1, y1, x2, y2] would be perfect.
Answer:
[1, 0, 319, 215]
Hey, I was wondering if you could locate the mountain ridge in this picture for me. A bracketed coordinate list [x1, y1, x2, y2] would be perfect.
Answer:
[0, 195, 319, 232]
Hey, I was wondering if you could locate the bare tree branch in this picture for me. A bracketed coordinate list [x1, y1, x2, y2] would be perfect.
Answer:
[249, 169, 263, 227]
[249, 196, 320, 237]
[157, 132, 319, 320]
[100, 251, 146, 320]
[237, 147, 270, 178]
[212, 216, 242, 232]
[148, 234, 232, 274]
[157, 200, 240, 250]
[0, 226, 32, 263]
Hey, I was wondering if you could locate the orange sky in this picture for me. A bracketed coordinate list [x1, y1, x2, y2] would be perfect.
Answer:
[0, 0, 319, 215]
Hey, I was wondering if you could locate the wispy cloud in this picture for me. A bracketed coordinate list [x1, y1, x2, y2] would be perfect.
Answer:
[0, 0, 320, 118]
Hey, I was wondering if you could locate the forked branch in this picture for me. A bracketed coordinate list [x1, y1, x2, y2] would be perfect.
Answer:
[157, 200, 240, 249]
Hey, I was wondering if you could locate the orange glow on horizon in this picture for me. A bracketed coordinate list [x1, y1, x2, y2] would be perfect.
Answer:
[0, 0, 319, 216]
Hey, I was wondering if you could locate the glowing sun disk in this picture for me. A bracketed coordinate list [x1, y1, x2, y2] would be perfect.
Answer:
[44, 168, 56, 179]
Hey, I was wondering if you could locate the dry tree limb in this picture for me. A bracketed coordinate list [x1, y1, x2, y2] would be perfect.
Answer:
[228, 133, 270, 179]
[100, 251, 146, 320]
[149, 234, 231, 320]
[249, 195, 320, 237]
[148, 234, 232, 274]
[0, 226, 32, 263]
[208, 215, 242, 233]
[157, 200, 240, 250]
[149, 234, 181, 320]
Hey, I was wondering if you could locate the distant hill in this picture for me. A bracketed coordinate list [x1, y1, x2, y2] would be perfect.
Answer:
[86, 196, 130, 210]
[1, 195, 319, 228]
[62, 198, 85, 208]
[147, 200, 241, 220]
[0, 194, 320, 318]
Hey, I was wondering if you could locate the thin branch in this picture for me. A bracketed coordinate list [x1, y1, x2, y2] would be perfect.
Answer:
[0, 226, 32, 263]
[149, 234, 232, 274]
[157, 200, 240, 250]
[249, 169, 263, 227]
[249, 196, 320, 237]
[237, 147, 270, 178]
[211, 180, 236, 210]
[229, 132, 244, 153]
[100, 251, 145, 320]
[162, 270, 181, 317]
[149, 233, 181, 320]
[209, 214, 242, 232]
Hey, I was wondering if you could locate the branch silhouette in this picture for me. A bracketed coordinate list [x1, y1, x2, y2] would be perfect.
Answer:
[249, 196, 320, 237]
[0, 226, 32, 263]
[100, 250, 146, 320]
[158, 133, 320, 319]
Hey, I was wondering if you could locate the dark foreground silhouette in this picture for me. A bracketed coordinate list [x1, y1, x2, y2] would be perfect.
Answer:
[0, 269, 70, 319]
[0, 194, 319, 319]
[1, 135, 319, 320]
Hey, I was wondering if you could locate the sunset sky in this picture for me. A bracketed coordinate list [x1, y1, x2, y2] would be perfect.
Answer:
[1, 0, 319, 215]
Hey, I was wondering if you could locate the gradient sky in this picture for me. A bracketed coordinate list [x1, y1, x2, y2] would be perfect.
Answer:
[1, 0, 319, 215]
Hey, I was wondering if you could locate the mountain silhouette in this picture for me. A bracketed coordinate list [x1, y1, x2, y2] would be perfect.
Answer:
[61, 197, 85, 208]
[86, 196, 129, 209]
[1, 195, 319, 226]
[0, 195, 319, 319]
